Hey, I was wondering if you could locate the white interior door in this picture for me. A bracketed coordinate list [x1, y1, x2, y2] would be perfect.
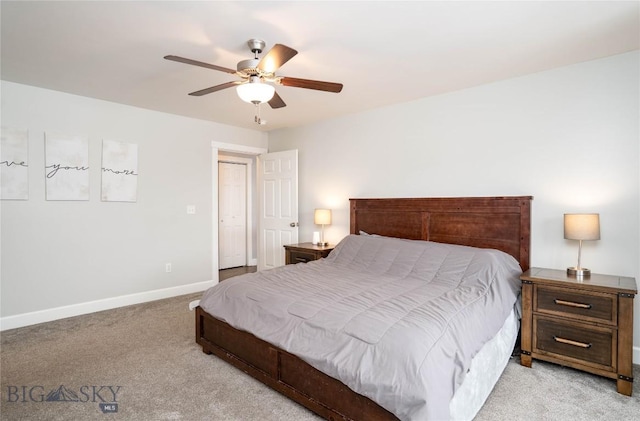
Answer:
[219, 162, 247, 269]
[258, 150, 298, 271]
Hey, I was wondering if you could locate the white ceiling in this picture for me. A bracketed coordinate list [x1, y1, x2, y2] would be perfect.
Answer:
[1, 1, 638, 132]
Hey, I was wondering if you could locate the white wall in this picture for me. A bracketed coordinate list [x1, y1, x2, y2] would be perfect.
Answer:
[268, 51, 640, 362]
[0, 81, 266, 328]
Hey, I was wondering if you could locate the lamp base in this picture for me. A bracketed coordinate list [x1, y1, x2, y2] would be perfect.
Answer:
[316, 242, 329, 247]
[567, 267, 591, 277]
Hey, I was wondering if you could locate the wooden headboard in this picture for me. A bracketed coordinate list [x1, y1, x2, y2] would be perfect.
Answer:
[350, 196, 532, 271]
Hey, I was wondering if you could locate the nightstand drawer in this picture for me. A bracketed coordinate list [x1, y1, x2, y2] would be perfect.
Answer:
[288, 250, 316, 264]
[534, 316, 615, 370]
[535, 285, 616, 325]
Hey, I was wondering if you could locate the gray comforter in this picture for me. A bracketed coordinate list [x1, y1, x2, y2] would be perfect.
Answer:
[200, 234, 522, 420]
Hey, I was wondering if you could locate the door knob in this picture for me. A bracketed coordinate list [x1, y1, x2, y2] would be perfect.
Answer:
[290, 222, 299, 227]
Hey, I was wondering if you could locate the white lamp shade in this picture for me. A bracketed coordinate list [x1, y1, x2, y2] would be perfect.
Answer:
[564, 213, 600, 240]
[314, 209, 332, 225]
[236, 81, 275, 104]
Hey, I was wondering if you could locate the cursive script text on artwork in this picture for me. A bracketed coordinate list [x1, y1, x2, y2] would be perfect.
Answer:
[102, 167, 138, 176]
[45, 164, 89, 179]
[1, 160, 28, 168]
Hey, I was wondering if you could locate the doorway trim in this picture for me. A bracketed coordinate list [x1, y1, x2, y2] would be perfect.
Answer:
[211, 141, 267, 283]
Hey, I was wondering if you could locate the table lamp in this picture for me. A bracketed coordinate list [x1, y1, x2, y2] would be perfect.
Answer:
[314, 209, 331, 246]
[564, 213, 600, 277]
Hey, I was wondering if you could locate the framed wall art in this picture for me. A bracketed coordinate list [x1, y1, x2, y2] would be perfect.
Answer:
[45, 132, 89, 201]
[1, 127, 29, 200]
[101, 139, 138, 202]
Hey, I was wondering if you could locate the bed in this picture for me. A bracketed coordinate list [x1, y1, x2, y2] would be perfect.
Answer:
[195, 196, 532, 420]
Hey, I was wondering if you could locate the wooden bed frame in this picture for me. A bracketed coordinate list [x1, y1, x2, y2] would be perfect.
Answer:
[196, 196, 532, 420]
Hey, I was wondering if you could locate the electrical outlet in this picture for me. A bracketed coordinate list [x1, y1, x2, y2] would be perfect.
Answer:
[165, 263, 172, 273]
[187, 205, 196, 214]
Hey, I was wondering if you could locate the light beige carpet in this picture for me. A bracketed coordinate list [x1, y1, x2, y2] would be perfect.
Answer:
[1, 292, 638, 420]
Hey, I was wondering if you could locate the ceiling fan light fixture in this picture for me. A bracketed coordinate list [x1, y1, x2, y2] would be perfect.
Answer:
[236, 77, 275, 104]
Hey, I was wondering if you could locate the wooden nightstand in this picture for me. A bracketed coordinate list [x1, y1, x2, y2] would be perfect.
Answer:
[284, 243, 334, 265]
[520, 267, 637, 396]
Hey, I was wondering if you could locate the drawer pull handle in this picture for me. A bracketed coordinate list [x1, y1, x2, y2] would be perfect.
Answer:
[554, 299, 592, 309]
[553, 336, 592, 349]
[295, 257, 309, 263]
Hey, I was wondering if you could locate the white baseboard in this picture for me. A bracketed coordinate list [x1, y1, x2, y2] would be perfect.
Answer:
[0, 279, 216, 331]
[634, 346, 640, 366]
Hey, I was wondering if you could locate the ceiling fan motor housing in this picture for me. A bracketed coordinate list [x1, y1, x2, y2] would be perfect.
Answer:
[237, 58, 260, 75]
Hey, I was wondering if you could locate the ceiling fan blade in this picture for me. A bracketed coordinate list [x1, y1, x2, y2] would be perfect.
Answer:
[188, 81, 239, 96]
[164, 55, 236, 74]
[279, 77, 343, 93]
[268, 92, 286, 109]
[258, 44, 298, 73]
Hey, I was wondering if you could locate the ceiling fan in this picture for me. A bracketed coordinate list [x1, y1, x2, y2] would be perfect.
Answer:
[165, 39, 343, 124]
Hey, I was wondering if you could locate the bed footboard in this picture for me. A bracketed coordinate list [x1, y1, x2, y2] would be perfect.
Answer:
[196, 306, 398, 421]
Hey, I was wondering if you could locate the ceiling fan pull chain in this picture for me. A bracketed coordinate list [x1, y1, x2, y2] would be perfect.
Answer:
[254, 103, 266, 125]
